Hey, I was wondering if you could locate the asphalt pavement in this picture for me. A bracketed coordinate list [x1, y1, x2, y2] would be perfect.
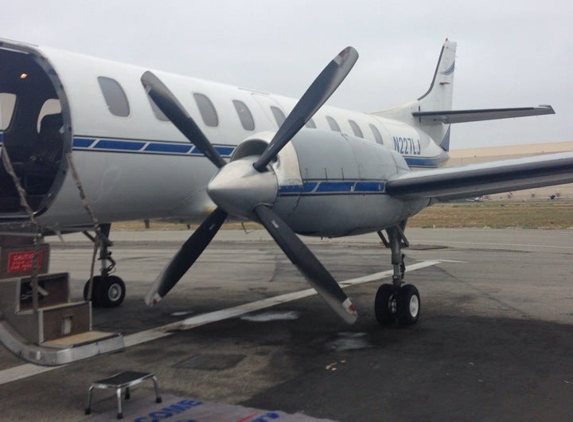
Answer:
[0, 228, 571, 421]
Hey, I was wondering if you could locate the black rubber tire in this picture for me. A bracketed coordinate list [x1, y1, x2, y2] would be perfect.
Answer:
[374, 283, 396, 325]
[95, 275, 126, 308]
[83, 277, 101, 306]
[396, 284, 420, 326]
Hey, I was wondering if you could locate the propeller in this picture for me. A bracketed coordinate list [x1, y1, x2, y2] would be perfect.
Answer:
[253, 47, 359, 172]
[144, 207, 227, 305]
[142, 47, 359, 324]
[142, 71, 227, 169]
[253, 205, 357, 324]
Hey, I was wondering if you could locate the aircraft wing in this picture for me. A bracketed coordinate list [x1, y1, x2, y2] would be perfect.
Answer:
[385, 152, 573, 202]
[412, 105, 554, 124]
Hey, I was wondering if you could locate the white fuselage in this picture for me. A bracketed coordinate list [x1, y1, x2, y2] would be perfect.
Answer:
[0, 40, 447, 234]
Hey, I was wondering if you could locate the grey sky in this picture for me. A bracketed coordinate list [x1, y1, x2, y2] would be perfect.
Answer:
[2, 0, 571, 148]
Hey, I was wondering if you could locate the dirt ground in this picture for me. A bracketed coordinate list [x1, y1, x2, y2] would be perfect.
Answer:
[112, 200, 573, 231]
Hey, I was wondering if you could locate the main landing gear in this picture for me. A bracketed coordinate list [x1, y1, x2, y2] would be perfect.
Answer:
[82, 224, 126, 308]
[375, 222, 420, 326]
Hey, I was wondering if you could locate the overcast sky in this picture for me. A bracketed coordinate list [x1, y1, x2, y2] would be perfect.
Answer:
[2, 0, 571, 149]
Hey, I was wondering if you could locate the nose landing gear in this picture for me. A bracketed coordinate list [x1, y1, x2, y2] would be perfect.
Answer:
[82, 224, 126, 308]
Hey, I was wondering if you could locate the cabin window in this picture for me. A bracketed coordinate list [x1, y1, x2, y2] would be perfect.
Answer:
[148, 97, 170, 122]
[193, 93, 219, 127]
[270, 106, 286, 127]
[305, 118, 317, 129]
[37, 99, 62, 132]
[232, 100, 255, 131]
[369, 124, 384, 144]
[0, 93, 17, 130]
[98, 77, 130, 117]
[349, 120, 364, 138]
[326, 116, 341, 132]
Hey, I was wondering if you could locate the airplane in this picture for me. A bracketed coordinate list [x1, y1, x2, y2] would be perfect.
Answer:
[0, 37, 572, 328]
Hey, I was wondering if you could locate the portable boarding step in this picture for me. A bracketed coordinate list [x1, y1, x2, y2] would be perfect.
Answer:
[86, 371, 162, 419]
[0, 236, 124, 366]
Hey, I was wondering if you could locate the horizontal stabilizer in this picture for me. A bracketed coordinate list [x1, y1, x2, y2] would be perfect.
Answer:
[413, 105, 554, 124]
[386, 152, 573, 202]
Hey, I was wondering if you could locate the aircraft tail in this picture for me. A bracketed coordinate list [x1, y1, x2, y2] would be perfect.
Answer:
[372, 39, 456, 151]
[417, 40, 457, 113]
[373, 40, 555, 152]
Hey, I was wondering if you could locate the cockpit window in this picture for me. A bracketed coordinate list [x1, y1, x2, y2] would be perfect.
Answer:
[349, 120, 364, 138]
[326, 116, 341, 132]
[0, 93, 17, 130]
[305, 118, 317, 129]
[232, 100, 255, 131]
[193, 93, 219, 127]
[98, 77, 130, 117]
[270, 106, 286, 127]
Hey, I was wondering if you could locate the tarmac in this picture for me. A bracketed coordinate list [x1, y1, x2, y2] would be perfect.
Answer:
[0, 228, 572, 421]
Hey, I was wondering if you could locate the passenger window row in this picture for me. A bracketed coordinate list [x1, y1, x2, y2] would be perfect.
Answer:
[96, 76, 384, 144]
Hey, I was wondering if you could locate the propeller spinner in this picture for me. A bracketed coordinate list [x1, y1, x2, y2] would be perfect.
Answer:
[141, 47, 359, 324]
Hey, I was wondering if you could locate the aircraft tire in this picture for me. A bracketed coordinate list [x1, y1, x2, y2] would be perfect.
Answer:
[96, 275, 126, 308]
[374, 283, 396, 325]
[396, 284, 420, 326]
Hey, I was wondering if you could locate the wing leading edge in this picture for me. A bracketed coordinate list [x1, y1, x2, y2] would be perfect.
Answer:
[385, 152, 573, 202]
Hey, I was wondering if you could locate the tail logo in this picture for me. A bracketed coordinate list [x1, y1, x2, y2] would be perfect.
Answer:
[441, 61, 455, 76]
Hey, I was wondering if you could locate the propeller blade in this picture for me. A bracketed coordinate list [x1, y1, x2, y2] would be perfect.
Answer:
[145, 207, 228, 305]
[253, 204, 357, 324]
[253, 47, 359, 172]
[141, 71, 227, 169]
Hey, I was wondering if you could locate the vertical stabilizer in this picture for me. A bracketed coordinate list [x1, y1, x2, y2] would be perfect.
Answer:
[373, 40, 457, 151]
[418, 40, 456, 113]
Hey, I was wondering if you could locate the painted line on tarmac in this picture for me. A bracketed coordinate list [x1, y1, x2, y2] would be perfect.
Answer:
[128, 260, 442, 338]
[0, 260, 442, 385]
[0, 363, 58, 385]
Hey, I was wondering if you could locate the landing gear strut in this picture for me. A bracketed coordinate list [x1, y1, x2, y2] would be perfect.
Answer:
[375, 222, 420, 326]
[82, 224, 126, 308]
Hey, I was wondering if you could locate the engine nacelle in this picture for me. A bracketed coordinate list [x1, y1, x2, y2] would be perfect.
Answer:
[242, 129, 429, 237]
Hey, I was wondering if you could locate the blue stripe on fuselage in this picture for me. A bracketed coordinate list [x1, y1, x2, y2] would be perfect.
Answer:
[72, 136, 235, 157]
[403, 152, 449, 168]
[279, 180, 386, 196]
[71, 137, 446, 170]
[316, 181, 354, 193]
[73, 137, 95, 148]
[145, 143, 192, 154]
[95, 139, 146, 151]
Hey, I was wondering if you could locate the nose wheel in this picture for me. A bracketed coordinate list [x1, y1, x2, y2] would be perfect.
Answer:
[82, 224, 126, 308]
[375, 223, 420, 326]
[84, 275, 126, 308]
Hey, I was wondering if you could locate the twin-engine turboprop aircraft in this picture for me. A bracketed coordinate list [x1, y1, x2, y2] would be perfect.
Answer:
[1, 38, 572, 326]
